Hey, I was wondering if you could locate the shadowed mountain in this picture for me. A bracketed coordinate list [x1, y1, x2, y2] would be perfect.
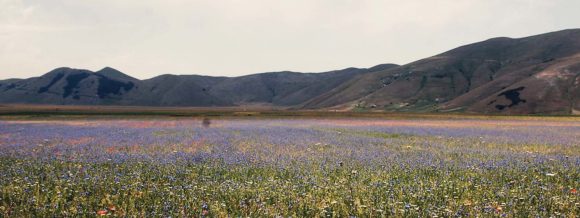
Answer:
[95, 67, 138, 81]
[303, 29, 580, 114]
[0, 64, 397, 107]
[0, 67, 137, 105]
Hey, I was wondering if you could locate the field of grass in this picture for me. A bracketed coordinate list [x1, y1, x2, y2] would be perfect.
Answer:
[0, 116, 578, 217]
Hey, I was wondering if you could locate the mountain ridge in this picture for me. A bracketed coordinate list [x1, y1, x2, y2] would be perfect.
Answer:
[302, 29, 580, 114]
[1, 29, 579, 114]
[0, 64, 398, 107]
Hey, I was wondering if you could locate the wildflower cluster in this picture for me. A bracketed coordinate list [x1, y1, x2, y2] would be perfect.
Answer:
[0, 117, 578, 216]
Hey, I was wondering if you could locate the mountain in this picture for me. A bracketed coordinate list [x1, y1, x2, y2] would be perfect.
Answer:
[1, 29, 579, 114]
[0, 67, 137, 105]
[0, 64, 397, 107]
[95, 67, 138, 81]
[303, 29, 580, 114]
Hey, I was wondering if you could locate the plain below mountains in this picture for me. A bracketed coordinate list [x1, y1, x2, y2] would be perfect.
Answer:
[1, 29, 579, 114]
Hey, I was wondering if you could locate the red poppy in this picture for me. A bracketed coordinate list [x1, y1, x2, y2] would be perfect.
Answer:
[571, 188, 577, 194]
[97, 210, 108, 216]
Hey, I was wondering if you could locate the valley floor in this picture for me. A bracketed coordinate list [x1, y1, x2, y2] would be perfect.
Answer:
[0, 116, 578, 216]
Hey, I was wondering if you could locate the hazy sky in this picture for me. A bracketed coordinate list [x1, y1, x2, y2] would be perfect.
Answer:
[1, 0, 579, 79]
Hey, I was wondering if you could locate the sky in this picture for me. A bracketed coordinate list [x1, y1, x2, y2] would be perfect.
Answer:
[1, 0, 580, 80]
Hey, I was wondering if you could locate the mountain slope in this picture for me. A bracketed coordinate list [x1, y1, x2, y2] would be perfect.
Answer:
[0, 67, 137, 105]
[208, 66, 394, 106]
[1, 29, 578, 114]
[303, 29, 580, 114]
[95, 67, 138, 81]
[0, 64, 397, 107]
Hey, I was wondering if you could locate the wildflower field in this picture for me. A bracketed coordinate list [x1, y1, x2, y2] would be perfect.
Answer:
[0, 116, 578, 217]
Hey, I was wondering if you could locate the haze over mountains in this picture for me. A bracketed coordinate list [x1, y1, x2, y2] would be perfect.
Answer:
[1, 29, 579, 114]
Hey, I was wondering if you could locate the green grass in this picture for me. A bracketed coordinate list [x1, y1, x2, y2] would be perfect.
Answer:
[0, 116, 578, 217]
[1, 158, 577, 217]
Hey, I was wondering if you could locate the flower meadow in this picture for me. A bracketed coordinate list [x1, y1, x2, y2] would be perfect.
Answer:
[0, 117, 578, 217]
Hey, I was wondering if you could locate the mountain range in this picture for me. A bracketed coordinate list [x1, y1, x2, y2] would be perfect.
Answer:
[1, 29, 579, 114]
